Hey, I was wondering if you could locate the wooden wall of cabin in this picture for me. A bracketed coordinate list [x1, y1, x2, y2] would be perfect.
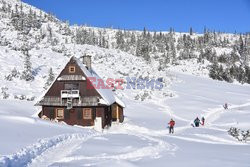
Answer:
[111, 104, 124, 123]
[118, 106, 124, 123]
[45, 80, 100, 97]
[41, 106, 110, 128]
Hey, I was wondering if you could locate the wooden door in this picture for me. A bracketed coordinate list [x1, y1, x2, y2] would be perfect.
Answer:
[68, 109, 77, 125]
[83, 108, 94, 126]
[111, 104, 119, 121]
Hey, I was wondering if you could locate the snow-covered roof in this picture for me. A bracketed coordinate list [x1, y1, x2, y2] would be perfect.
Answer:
[74, 57, 124, 107]
[36, 56, 125, 108]
[114, 96, 126, 108]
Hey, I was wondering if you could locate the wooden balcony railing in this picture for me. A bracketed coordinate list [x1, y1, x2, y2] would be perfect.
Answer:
[61, 90, 80, 98]
[37, 96, 100, 106]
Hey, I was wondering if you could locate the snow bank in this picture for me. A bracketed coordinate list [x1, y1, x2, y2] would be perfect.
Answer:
[0, 131, 98, 167]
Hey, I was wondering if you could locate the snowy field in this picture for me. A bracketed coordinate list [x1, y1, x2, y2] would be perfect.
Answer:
[1, 72, 250, 167]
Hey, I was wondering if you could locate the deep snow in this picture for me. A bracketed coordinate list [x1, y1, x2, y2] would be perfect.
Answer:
[1, 72, 250, 167]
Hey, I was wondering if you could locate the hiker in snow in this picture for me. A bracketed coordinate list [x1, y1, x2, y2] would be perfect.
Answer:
[194, 117, 200, 127]
[201, 117, 205, 126]
[168, 118, 175, 134]
[223, 103, 228, 109]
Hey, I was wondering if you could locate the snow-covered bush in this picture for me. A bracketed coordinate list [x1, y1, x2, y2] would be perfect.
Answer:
[1, 87, 9, 99]
[14, 94, 26, 100]
[134, 91, 151, 101]
[5, 68, 20, 81]
[228, 127, 250, 142]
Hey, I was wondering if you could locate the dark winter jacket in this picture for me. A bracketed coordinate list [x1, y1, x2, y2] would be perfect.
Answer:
[194, 118, 200, 124]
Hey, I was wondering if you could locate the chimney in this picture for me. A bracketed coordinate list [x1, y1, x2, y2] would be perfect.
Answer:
[82, 54, 92, 70]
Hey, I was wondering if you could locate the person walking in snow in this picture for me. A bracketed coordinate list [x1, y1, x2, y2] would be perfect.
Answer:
[223, 103, 228, 109]
[168, 118, 175, 134]
[194, 117, 200, 127]
[201, 116, 205, 126]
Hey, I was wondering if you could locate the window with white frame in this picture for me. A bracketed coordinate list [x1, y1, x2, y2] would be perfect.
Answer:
[83, 108, 92, 119]
[69, 66, 75, 73]
[56, 108, 64, 119]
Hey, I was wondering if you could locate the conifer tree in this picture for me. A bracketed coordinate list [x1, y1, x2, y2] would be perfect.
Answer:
[44, 68, 55, 89]
[21, 50, 34, 81]
[189, 27, 193, 35]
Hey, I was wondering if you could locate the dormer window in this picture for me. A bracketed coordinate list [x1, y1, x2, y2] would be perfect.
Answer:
[69, 66, 75, 73]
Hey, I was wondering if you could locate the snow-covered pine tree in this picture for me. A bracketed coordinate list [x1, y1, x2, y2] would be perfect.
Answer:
[21, 50, 34, 81]
[47, 23, 53, 41]
[136, 38, 150, 62]
[235, 65, 245, 84]
[244, 65, 250, 84]
[115, 30, 125, 50]
[44, 68, 55, 89]
[221, 68, 233, 83]
[189, 27, 193, 35]
[209, 62, 220, 80]
[130, 32, 136, 46]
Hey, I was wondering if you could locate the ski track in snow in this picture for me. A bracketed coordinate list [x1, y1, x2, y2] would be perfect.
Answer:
[113, 122, 244, 145]
[0, 131, 99, 167]
[204, 102, 250, 125]
[155, 98, 250, 136]
[0, 123, 176, 167]
[58, 132, 176, 163]
[130, 100, 250, 145]
[29, 124, 177, 166]
[0, 122, 177, 167]
[153, 99, 190, 122]
[27, 137, 90, 167]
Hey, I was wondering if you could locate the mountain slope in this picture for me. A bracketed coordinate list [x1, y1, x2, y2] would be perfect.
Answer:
[0, 0, 176, 101]
[0, 1, 250, 167]
[0, 0, 250, 102]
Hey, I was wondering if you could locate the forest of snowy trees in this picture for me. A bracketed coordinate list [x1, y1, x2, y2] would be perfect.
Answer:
[73, 26, 250, 84]
[1, 0, 250, 85]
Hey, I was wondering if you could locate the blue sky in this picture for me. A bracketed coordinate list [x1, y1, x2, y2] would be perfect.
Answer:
[22, 0, 250, 33]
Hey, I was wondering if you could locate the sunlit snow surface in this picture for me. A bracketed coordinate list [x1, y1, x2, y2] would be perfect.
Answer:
[1, 72, 250, 167]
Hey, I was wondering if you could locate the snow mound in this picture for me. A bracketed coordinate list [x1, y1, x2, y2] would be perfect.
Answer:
[0, 131, 98, 167]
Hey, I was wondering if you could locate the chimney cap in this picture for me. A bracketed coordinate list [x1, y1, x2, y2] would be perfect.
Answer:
[84, 49, 95, 56]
